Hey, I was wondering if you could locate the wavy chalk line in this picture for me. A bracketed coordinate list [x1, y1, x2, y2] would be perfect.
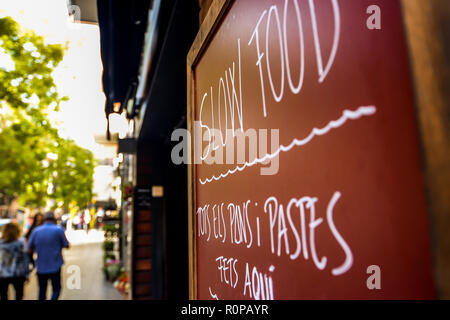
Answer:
[209, 287, 219, 300]
[199, 105, 377, 185]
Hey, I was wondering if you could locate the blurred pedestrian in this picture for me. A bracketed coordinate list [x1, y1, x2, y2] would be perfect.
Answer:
[25, 213, 44, 240]
[28, 212, 70, 300]
[25, 212, 44, 270]
[60, 213, 69, 230]
[0, 223, 30, 300]
[95, 208, 105, 229]
[79, 213, 84, 230]
[72, 213, 81, 230]
[83, 209, 91, 234]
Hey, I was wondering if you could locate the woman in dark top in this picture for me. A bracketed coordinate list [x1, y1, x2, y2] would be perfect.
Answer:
[0, 223, 30, 300]
[25, 213, 44, 240]
[25, 213, 43, 270]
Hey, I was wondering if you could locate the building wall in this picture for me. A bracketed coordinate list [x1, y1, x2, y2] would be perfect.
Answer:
[130, 0, 199, 300]
[132, 145, 153, 300]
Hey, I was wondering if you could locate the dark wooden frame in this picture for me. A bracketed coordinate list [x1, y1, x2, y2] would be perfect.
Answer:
[186, 0, 233, 300]
[401, 0, 450, 298]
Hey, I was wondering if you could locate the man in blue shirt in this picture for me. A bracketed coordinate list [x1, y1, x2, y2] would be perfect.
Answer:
[28, 212, 70, 300]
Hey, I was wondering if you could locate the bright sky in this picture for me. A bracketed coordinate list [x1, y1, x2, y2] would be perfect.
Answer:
[0, 0, 109, 159]
[0, 0, 118, 201]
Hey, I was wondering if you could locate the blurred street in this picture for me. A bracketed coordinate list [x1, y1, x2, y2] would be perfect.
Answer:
[22, 230, 123, 300]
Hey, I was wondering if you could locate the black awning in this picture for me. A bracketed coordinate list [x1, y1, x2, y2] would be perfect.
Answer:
[96, 0, 151, 117]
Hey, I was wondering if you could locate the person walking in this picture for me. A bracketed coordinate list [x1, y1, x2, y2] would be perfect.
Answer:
[25, 213, 44, 241]
[25, 212, 44, 270]
[83, 209, 91, 234]
[28, 212, 70, 300]
[0, 223, 30, 300]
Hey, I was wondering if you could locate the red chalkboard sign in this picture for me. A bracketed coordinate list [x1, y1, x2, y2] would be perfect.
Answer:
[187, 0, 435, 299]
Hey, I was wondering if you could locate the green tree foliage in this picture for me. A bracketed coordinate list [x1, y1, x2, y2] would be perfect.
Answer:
[52, 139, 95, 210]
[0, 110, 57, 207]
[0, 16, 67, 123]
[0, 17, 95, 212]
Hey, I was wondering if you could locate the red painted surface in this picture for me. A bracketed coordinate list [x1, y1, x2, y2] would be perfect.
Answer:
[192, 0, 434, 299]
